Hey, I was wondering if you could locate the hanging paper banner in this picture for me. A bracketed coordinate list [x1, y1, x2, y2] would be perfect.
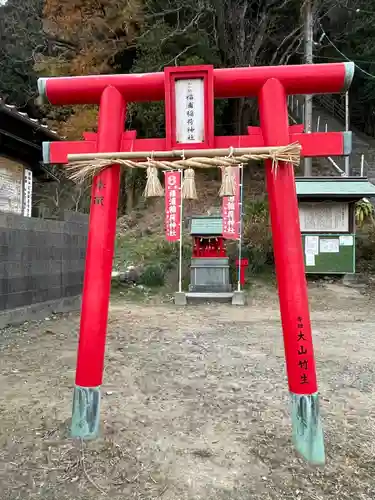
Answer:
[164, 171, 182, 242]
[222, 167, 240, 240]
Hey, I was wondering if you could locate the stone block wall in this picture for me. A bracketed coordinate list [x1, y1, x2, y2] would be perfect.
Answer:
[0, 210, 88, 312]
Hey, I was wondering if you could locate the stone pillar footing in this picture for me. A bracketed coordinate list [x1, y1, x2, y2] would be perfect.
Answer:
[174, 292, 187, 306]
[232, 291, 246, 305]
[71, 385, 101, 439]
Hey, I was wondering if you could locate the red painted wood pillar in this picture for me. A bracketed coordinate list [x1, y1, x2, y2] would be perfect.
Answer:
[71, 86, 125, 438]
[258, 78, 325, 464]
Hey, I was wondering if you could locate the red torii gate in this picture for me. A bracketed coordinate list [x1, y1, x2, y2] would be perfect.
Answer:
[38, 62, 354, 465]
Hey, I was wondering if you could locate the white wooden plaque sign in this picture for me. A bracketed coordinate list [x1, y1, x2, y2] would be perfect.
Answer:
[299, 202, 349, 232]
[23, 169, 33, 217]
[0, 158, 24, 215]
[175, 78, 205, 143]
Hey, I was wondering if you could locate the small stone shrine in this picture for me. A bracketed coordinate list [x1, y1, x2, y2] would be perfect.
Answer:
[188, 215, 232, 294]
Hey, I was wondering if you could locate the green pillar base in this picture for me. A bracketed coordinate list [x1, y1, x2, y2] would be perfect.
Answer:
[71, 385, 101, 439]
[290, 392, 325, 465]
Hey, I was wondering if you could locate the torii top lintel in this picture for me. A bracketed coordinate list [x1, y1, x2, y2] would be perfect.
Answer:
[40, 62, 354, 164]
[38, 62, 354, 106]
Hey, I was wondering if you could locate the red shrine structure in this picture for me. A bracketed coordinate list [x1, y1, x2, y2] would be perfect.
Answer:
[192, 232, 226, 259]
[189, 215, 231, 294]
[193, 236, 225, 258]
[38, 61, 354, 465]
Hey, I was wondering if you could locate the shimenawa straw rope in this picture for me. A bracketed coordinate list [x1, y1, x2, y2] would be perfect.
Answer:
[65, 143, 301, 198]
[143, 156, 164, 197]
[182, 168, 197, 200]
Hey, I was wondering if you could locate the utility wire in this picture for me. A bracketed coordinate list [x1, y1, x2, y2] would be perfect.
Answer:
[334, 3, 375, 16]
[297, 51, 375, 65]
[318, 21, 375, 80]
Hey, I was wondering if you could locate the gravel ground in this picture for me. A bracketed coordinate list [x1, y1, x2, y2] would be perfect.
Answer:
[0, 281, 374, 499]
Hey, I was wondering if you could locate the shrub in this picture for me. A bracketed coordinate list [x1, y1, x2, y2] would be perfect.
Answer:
[241, 199, 274, 274]
[356, 225, 375, 273]
[139, 264, 165, 287]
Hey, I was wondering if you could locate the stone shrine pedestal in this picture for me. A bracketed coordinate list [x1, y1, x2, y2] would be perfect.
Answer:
[189, 257, 232, 293]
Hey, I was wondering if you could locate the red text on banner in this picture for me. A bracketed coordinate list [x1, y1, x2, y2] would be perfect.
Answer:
[222, 167, 240, 240]
[164, 171, 182, 242]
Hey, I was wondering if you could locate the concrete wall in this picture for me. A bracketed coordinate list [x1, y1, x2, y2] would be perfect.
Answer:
[0, 210, 88, 320]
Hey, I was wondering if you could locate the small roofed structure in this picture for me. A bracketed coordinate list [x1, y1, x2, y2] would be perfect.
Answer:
[190, 215, 226, 258]
[0, 98, 61, 216]
[188, 215, 232, 298]
[295, 177, 375, 275]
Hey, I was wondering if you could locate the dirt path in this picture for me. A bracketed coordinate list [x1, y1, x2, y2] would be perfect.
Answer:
[0, 282, 375, 500]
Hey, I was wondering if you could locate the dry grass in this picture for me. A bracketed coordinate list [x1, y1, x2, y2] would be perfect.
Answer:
[0, 281, 375, 499]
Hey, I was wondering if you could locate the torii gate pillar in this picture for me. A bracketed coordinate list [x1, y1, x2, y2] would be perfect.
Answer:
[71, 86, 125, 438]
[259, 79, 324, 463]
[38, 61, 354, 465]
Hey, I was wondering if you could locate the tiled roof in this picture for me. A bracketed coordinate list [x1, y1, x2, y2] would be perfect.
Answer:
[295, 177, 375, 198]
[0, 98, 61, 140]
[190, 216, 223, 235]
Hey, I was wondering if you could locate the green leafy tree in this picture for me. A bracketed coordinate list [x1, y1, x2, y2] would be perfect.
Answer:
[130, 0, 303, 135]
[0, 0, 45, 107]
[315, 0, 375, 135]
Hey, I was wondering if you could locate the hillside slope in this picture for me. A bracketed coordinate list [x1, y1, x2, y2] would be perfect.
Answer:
[113, 166, 269, 292]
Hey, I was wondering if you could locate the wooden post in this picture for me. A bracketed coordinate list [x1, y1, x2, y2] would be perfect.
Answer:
[259, 78, 325, 464]
[71, 86, 125, 438]
[345, 91, 350, 176]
